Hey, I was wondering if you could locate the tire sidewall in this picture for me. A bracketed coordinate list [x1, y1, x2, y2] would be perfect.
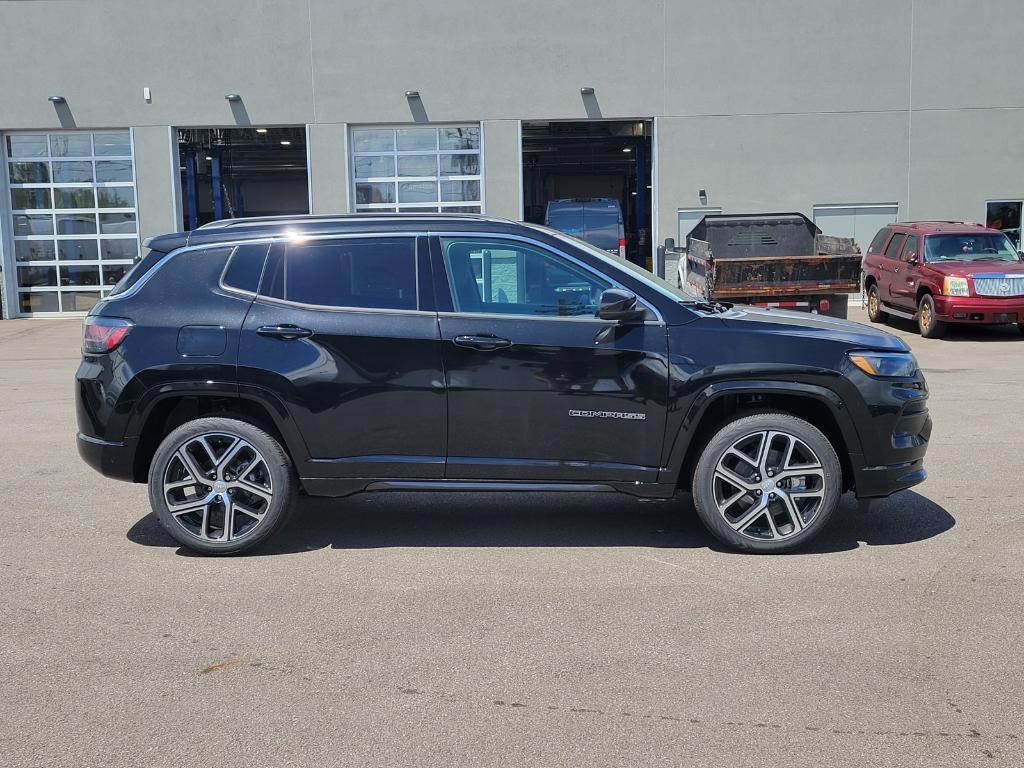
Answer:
[918, 293, 945, 338]
[866, 284, 885, 322]
[148, 417, 295, 555]
[691, 413, 843, 553]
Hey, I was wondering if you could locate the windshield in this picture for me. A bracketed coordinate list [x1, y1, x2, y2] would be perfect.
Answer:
[924, 233, 1021, 262]
[527, 224, 706, 302]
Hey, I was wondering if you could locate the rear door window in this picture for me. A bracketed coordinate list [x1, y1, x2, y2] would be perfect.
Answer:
[867, 228, 890, 254]
[261, 237, 417, 310]
[883, 233, 906, 259]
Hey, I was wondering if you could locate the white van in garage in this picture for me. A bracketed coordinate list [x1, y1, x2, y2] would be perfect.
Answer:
[544, 198, 625, 259]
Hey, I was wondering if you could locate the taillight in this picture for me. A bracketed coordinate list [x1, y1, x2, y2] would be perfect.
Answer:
[82, 316, 133, 354]
[818, 298, 831, 314]
[618, 238, 626, 258]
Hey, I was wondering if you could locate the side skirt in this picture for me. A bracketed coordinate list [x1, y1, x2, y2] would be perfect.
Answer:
[300, 477, 678, 500]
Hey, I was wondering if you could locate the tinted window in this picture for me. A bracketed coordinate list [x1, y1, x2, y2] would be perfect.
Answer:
[867, 228, 890, 254]
[441, 237, 609, 317]
[899, 235, 918, 262]
[883, 233, 905, 259]
[107, 248, 166, 296]
[262, 237, 417, 310]
[221, 243, 269, 293]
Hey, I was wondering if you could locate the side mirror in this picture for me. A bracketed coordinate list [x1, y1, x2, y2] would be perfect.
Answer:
[907, 252, 919, 265]
[597, 288, 645, 323]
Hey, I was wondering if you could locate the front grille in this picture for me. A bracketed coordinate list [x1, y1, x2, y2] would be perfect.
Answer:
[973, 274, 1024, 297]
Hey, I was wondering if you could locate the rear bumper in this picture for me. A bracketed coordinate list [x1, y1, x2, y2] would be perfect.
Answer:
[77, 432, 135, 482]
[932, 295, 1024, 324]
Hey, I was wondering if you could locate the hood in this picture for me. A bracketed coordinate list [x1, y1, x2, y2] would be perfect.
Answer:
[715, 305, 908, 351]
[922, 259, 1024, 277]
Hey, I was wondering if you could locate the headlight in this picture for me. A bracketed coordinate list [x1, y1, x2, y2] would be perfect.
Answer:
[848, 351, 918, 377]
[942, 276, 969, 296]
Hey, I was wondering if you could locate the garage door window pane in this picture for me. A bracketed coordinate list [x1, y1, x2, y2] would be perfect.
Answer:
[94, 160, 133, 182]
[62, 291, 102, 312]
[92, 132, 131, 156]
[397, 128, 437, 151]
[97, 187, 135, 208]
[15, 240, 56, 261]
[353, 155, 395, 179]
[351, 129, 394, 153]
[9, 161, 50, 183]
[60, 265, 101, 286]
[50, 134, 93, 157]
[398, 155, 437, 177]
[100, 239, 138, 260]
[52, 161, 94, 183]
[101, 263, 129, 286]
[57, 213, 98, 234]
[54, 188, 96, 208]
[441, 180, 479, 202]
[398, 181, 437, 203]
[439, 127, 480, 150]
[20, 292, 60, 313]
[13, 214, 54, 236]
[18, 266, 58, 287]
[99, 212, 136, 233]
[439, 154, 479, 176]
[8, 135, 48, 157]
[58, 240, 100, 260]
[12, 188, 51, 209]
[356, 182, 396, 205]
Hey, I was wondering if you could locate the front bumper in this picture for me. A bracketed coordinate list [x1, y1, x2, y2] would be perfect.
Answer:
[77, 432, 135, 482]
[932, 295, 1024, 324]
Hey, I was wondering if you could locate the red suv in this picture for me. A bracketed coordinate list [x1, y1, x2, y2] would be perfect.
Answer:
[862, 222, 1024, 338]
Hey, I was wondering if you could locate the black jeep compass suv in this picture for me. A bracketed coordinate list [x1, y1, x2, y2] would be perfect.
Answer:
[76, 214, 931, 555]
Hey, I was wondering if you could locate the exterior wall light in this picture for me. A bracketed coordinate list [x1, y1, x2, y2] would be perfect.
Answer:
[580, 87, 595, 95]
[699, 189, 708, 205]
[405, 90, 420, 98]
[47, 95, 66, 104]
[224, 93, 242, 102]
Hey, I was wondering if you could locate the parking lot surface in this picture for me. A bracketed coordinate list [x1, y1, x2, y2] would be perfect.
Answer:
[1, 311, 1021, 767]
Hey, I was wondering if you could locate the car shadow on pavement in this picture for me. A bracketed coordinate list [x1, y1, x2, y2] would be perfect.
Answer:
[882, 316, 1024, 342]
[126, 489, 954, 557]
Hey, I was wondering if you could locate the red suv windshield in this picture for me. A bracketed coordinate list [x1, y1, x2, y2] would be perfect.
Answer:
[923, 233, 1021, 263]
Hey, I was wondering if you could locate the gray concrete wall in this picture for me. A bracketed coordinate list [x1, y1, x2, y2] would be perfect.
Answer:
[481, 121, 522, 221]
[306, 124, 350, 215]
[132, 127, 182, 243]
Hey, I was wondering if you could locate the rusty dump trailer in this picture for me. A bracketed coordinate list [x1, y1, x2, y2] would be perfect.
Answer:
[684, 213, 861, 318]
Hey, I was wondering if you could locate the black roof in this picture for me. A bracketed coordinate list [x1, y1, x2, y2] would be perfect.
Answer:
[145, 213, 530, 253]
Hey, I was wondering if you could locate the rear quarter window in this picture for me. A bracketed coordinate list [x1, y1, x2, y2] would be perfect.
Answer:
[221, 243, 270, 293]
[107, 249, 166, 296]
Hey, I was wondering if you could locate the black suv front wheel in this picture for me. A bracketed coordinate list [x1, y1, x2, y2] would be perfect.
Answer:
[691, 413, 842, 553]
[148, 417, 296, 555]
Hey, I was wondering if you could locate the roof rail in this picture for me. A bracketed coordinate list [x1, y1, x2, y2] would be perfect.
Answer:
[197, 212, 509, 230]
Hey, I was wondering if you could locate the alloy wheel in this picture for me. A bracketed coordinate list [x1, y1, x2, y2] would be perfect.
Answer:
[162, 432, 274, 543]
[712, 430, 827, 541]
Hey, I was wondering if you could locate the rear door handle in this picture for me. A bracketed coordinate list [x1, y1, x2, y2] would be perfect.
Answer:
[453, 334, 512, 351]
[256, 324, 314, 340]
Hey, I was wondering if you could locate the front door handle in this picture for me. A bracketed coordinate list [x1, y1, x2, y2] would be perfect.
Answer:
[453, 334, 512, 351]
[257, 324, 314, 340]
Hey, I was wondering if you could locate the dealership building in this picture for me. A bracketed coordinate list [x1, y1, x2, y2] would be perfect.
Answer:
[1, 0, 1023, 317]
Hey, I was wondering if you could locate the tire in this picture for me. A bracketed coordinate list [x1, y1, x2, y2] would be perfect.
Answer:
[691, 412, 842, 554]
[147, 416, 296, 555]
[917, 293, 946, 339]
[866, 284, 887, 323]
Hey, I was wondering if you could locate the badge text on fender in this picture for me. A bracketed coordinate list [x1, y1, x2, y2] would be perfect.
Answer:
[569, 409, 646, 421]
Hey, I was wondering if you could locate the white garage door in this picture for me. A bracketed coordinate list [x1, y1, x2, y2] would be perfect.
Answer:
[813, 204, 898, 250]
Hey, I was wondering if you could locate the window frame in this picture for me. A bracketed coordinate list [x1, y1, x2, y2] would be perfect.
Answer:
[349, 124, 484, 214]
[898, 235, 919, 262]
[255, 233, 424, 314]
[432, 232, 662, 323]
[882, 232, 906, 260]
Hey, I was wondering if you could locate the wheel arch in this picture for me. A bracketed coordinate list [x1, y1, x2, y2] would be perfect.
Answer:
[127, 384, 307, 483]
[664, 381, 861, 494]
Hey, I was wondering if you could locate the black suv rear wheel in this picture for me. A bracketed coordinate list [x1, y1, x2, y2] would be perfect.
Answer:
[147, 417, 296, 555]
[691, 413, 842, 553]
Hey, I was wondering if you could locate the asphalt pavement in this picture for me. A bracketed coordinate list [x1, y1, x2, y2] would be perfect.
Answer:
[0, 310, 1021, 767]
